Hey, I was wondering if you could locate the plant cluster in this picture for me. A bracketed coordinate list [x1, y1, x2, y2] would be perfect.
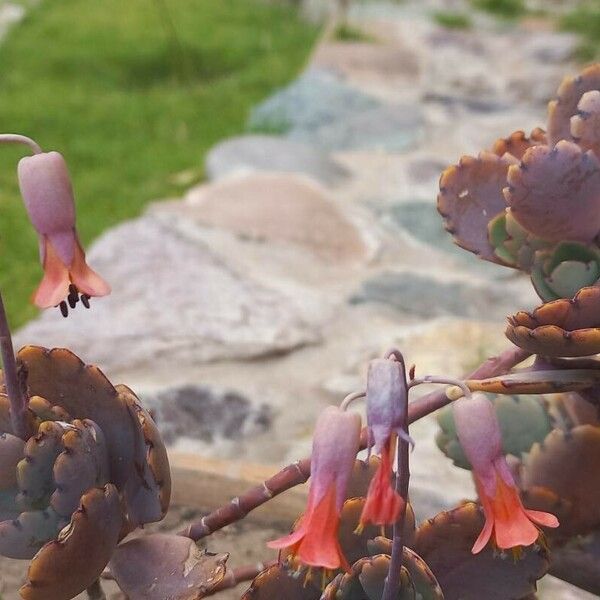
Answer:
[2, 63, 600, 600]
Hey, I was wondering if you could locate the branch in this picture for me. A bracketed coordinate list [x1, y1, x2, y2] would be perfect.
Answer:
[208, 560, 276, 596]
[180, 346, 531, 541]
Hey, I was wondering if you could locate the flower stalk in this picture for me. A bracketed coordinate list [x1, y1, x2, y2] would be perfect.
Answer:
[0, 291, 30, 440]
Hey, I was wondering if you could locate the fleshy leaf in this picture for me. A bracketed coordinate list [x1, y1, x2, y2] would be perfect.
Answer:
[17, 421, 65, 510]
[0, 433, 25, 490]
[548, 63, 600, 144]
[438, 152, 513, 264]
[571, 90, 600, 159]
[506, 285, 600, 357]
[321, 555, 416, 600]
[521, 425, 600, 537]
[241, 562, 321, 600]
[51, 419, 110, 517]
[505, 141, 600, 243]
[21, 485, 122, 600]
[17, 346, 136, 489]
[119, 384, 171, 526]
[491, 128, 547, 160]
[110, 533, 228, 600]
[0, 506, 67, 559]
[413, 502, 549, 600]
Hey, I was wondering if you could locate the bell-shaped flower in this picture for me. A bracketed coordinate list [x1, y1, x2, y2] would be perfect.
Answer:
[454, 393, 558, 553]
[359, 358, 413, 528]
[268, 405, 361, 571]
[18, 151, 110, 310]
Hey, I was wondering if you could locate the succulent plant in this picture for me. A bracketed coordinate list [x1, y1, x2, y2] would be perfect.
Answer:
[413, 503, 549, 600]
[436, 394, 553, 469]
[0, 346, 171, 599]
[438, 63, 600, 356]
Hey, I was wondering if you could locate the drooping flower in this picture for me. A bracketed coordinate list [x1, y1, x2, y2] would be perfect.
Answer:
[268, 405, 361, 571]
[18, 151, 110, 312]
[454, 393, 559, 554]
[359, 356, 413, 529]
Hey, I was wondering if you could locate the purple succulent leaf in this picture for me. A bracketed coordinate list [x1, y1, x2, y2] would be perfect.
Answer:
[0, 507, 67, 560]
[50, 419, 110, 517]
[571, 90, 600, 159]
[119, 384, 171, 527]
[0, 433, 24, 491]
[110, 533, 228, 600]
[548, 63, 600, 145]
[438, 152, 515, 264]
[505, 141, 600, 243]
[21, 485, 122, 600]
[17, 346, 137, 489]
[491, 128, 547, 161]
[17, 421, 65, 511]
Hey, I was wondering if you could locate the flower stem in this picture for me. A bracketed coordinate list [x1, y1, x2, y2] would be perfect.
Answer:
[0, 291, 30, 440]
[180, 346, 531, 541]
[0, 133, 42, 155]
[381, 354, 410, 600]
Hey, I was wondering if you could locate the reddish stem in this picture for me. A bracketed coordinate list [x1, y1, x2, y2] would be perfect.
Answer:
[181, 346, 531, 541]
[0, 292, 30, 440]
[208, 560, 276, 595]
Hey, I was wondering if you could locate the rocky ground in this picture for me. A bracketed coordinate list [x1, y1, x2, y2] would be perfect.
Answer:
[3, 0, 598, 597]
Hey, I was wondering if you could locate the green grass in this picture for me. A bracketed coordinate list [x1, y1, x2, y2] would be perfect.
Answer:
[0, 0, 319, 327]
[433, 10, 473, 29]
[469, 0, 526, 19]
[560, 3, 600, 61]
[332, 22, 376, 42]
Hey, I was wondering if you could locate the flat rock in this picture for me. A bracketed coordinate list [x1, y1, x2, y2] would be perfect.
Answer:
[204, 135, 349, 185]
[292, 102, 424, 152]
[248, 69, 380, 136]
[171, 172, 368, 264]
[15, 215, 321, 374]
[141, 384, 272, 446]
[350, 271, 520, 320]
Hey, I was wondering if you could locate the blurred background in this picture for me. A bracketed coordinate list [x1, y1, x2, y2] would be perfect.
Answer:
[0, 0, 599, 597]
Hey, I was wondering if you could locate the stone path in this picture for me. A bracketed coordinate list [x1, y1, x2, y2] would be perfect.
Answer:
[11, 2, 595, 597]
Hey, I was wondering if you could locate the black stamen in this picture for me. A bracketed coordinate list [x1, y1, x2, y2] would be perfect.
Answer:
[81, 294, 90, 309]
[59, 301, 68, 318]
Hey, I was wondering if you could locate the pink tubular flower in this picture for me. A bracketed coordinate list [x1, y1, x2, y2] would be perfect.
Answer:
[18, 151, 110, 310]
[454, 393, 558, 554]
[268, 406, 361, 571]
[359, 357, 413, 528]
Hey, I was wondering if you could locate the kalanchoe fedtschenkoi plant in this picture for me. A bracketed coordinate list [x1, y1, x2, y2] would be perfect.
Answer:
[5, 64, 600, 600]
[453, 392, 559, 553]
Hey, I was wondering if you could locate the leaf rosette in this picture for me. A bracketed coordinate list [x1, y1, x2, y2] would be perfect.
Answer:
[0, 346, 171, 600]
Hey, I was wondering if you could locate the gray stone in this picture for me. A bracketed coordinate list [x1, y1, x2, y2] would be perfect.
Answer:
[204, 135, 349, 185]
[383, 201, 505, 276]
[350, 271, 516, 320]
[248, 69, 379, 135]
[15, 215, 321, 374]
[292, 102, 424, 152]
[141, 385, 272, 446]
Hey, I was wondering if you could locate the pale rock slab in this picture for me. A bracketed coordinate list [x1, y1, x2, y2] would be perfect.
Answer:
[170, 172, 369, 264]
[15, 215, 322, 373]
